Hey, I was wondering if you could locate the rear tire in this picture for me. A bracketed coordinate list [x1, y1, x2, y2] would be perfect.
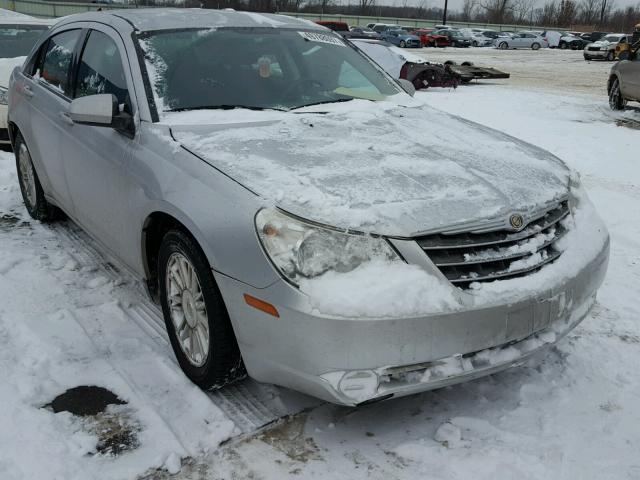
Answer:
[158, 230, 245, 389]
[14, 133, 61, 222]
[531, 42, 541, 50]
[609, 78, 626, 110]
[399, 40, 406, 48]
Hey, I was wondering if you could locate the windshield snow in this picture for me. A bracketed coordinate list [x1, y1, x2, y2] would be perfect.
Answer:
[138, 27, 401, 115]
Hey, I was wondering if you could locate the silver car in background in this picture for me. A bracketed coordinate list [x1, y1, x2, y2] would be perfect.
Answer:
[495, 32, 549, 50]
[7, 9, 609, 406]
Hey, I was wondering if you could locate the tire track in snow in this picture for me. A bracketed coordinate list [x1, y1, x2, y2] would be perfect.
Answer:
[47, 220, 321, 435]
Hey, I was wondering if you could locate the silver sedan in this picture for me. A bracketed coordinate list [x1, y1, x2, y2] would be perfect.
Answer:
[495, 32, 549, 50]
[7, 9, 608, 405]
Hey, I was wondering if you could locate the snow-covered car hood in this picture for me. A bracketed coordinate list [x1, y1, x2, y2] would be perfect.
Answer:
[589, 40, 616, 48]
[0, 57, 25, 88]
[168, 100, 570, 237]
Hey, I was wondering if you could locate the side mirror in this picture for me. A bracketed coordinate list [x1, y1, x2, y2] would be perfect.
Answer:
[68, 93, 135, 138]
[398, 78, 416, 97]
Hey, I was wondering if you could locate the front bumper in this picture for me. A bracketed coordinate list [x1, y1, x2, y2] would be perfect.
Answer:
[217, 221, 609, 405]
[584, 49, 609, 59]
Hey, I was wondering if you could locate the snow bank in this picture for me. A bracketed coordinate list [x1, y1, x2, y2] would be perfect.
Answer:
[0, 152, 236, 479]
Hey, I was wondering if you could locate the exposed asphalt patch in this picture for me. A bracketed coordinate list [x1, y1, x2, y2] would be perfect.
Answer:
[46, 385, 126, 416]
[615, 118, 640, 130]
[44, 386, 140, 456]
[0, 213, 29, 231]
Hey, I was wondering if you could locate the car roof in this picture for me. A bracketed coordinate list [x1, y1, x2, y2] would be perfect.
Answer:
[56, 8, 322, 32]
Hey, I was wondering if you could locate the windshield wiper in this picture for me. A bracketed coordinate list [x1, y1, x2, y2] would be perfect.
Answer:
[167, 105, 286, 112]
[289, 98, 356, 111]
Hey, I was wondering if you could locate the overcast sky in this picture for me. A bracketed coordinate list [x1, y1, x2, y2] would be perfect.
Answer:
[378, 0, 639, 12]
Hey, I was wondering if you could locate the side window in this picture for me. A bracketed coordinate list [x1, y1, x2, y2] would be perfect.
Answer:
[75, 30, 129, 107]
[38, 29, 82, 96]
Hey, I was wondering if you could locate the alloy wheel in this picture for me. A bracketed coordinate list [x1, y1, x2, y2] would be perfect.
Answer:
[165, 252, 210, 367]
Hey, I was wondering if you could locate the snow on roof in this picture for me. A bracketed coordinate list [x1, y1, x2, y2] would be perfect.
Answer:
[102, 8, 321, 32]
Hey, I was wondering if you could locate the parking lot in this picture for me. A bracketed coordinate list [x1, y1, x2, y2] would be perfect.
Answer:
[1, 40, 640, 479]
[417, 47, 615, 95]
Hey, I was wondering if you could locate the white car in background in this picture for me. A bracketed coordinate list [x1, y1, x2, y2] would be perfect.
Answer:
[494, 32, 549, 50]
[0, 14, 53, 146]
[584, 33, 629, 61]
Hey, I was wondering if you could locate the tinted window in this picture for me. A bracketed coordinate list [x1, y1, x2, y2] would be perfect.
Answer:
[75, 30, 129, 106]
[38, 29, 82, 96]
[0, 24, 49, 59]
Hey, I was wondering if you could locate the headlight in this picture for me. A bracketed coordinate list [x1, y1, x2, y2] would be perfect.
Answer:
[0, 87, 8, 106]
[255, 208, 401, 284]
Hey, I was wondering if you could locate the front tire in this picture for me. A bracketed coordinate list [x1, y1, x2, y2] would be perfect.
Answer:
[609, 78, 626, 110]
[14, 133, 60, 222]
[499, 42, 508, 49]
[158, 230, 244, 389]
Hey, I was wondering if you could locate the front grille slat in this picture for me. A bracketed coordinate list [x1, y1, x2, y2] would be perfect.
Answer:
[416, 201, 569, 288]
[429, 225, 567, 267]
[417, 203, 569, 250]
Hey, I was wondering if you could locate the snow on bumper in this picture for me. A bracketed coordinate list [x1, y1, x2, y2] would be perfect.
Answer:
[217, 193, 609, 405]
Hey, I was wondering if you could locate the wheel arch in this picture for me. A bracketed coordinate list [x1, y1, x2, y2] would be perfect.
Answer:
[141, 210, 212, 301]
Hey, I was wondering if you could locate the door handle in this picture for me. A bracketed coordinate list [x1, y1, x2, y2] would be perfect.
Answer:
[23, 85, 34, 98]
[59, 111, 74, 126]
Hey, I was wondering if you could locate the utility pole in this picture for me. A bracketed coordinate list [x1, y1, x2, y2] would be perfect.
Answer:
[442, 0, 448, 24]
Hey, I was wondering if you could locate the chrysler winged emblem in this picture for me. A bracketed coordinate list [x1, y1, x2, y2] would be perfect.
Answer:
[509, 213, 525, 230]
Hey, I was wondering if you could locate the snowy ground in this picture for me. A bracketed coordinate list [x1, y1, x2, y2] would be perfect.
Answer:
[1, 50, 639, 479]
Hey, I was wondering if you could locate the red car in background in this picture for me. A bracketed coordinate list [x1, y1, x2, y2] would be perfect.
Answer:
[411, 28, 451, 47]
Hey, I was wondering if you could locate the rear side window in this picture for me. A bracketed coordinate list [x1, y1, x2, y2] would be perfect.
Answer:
[75, 30, 129, 106]
[38, 29, 82, 96]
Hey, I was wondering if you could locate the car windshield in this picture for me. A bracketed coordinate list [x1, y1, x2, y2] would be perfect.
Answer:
[603, 35, 622, 42]
[0, 24, 48, 58]
[138, 27, 401, 113]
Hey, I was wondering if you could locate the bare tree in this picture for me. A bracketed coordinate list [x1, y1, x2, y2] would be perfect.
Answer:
[479, 0, 512, 24]
[358, 0, 375, 14]
[461, 0, 478, 20]
[578, 0, 599, 24]
[511, 0, 535, 23]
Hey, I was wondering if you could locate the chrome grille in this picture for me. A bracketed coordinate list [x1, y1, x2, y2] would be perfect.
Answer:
[416, 201, 570, 287]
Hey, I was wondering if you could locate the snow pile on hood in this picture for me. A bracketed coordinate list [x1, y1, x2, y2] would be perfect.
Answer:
[171, 99, 570, 237]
